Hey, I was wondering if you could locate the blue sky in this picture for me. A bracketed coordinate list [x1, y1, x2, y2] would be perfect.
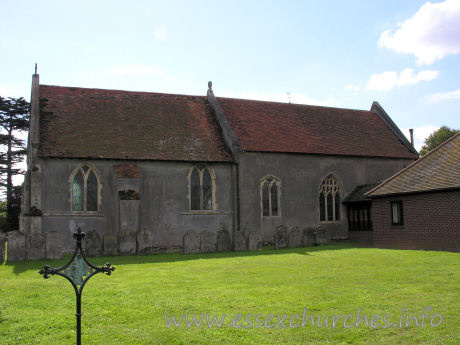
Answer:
[1, 0, 459, 152]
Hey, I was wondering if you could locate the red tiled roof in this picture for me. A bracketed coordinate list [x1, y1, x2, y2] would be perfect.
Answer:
[38, 85, 232, 162]
[367, 132, 460, 196]
[217, 97, 418, 158]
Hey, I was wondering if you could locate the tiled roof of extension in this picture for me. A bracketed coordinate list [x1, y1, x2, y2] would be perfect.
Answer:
[38, 85, 233, 162]
[343, 183, 380, 203]
[367, 133, 460, 197]
[217, 97, 418, 159]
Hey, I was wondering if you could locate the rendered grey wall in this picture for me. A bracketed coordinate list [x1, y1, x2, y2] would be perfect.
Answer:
[237, 152, 414, 243]
[39, 159, 234, 252]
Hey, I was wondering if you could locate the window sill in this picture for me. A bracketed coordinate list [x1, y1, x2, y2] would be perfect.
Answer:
[43, 212, 105, 217]
[182, 211, 232, 215]
[262, 216, 282, 218]
[391, 224, 404, 228]
[320, 221, 341, 224]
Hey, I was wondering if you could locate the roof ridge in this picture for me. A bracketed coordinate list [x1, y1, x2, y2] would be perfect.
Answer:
[366, 131, 460, 196]
[40, 84, 205, 99]
[217, 96, 373, 113]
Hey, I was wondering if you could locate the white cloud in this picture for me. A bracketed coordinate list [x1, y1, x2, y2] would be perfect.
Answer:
[366, 71, 399, 91]
[110, 64, 164, 77]
[398, 68, 439, 86]
[366, 68, 439, 91]
[219, 91, 338, 107]
[425, 88, 460, 102]
[378, 0, 460, 65]
[154, 26, 168, 41]
[402, 125, 438, 151]
[344, 84, 360, 95]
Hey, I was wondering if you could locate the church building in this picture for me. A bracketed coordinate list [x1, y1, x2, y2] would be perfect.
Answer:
[20, 72, 418, 254]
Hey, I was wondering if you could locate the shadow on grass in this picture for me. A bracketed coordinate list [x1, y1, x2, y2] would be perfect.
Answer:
[112, 243, 358, 266]
[3, 243, 360, 275]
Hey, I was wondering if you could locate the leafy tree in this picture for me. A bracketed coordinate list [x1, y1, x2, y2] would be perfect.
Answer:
[7, 186, 22, 231]
[419, 126, 459, 156]
[0, 96, 29, 231]
[0, 200, 7, 232]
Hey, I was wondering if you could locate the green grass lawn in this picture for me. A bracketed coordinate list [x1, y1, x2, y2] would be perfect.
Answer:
[1, 244, 459, 344]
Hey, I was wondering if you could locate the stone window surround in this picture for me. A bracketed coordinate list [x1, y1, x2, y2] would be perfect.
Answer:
[68, 162, 102, 213]
[319, 174, 341, 223]
[260, 175, 281, 218]
[186, 165, 217, 213]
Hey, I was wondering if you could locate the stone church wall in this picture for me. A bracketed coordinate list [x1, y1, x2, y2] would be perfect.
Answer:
[18, 153, 415, 257]
[34, 158, 234, 254]
[238, 152, 413, 244]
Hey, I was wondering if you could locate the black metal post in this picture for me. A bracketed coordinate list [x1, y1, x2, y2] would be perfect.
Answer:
[76, 293, 82, 345]
[39, 228, 115, 344]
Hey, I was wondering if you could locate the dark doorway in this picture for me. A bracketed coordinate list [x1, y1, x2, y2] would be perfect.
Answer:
[347, 202, 372, 231]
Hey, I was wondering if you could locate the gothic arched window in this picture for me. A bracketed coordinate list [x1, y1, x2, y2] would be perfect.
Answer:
[188, 165, 215, 211]
[70, 164, 101, 212]
[319, 175, 340, 222]
[261, 176, 281, 217]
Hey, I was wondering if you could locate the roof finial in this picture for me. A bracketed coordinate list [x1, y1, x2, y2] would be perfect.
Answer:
[208, 81, 212, 90]
[34, 63, 38, 74]
[409, 128, 414, 146]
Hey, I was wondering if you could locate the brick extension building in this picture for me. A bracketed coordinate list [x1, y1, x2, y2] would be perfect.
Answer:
[367, 133, 460, 252]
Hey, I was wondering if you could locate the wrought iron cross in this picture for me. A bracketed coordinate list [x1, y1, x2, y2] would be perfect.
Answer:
[39, 228, 115, 345]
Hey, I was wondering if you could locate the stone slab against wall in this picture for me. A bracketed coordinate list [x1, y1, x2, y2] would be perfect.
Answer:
[86, 230, 102, 257]
[183, 230, 200, 254]
[200, 230, 216, 253]
[45, 231, 63, 260]
[303, 227, 316, 247]
[119, 228, 136, 255]
[275, 225, 289, 249]
[233, 231, 246, 251]
[248, 231, 262, 251]
[217, 229, 232, 252]
[7, 232, 25, 261]
[103, 234, 118, 256]
[288, 226, 303, 248]
[137, 228, 154, 254]
[315, 227, 328, 245]
[27, 232, 45, 260]
[0, 234, 6, 263]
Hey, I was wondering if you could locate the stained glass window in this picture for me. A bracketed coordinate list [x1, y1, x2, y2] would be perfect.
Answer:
[319, 192, 325, 221]
[202, 169, 212, 210]
[271, 182, 278, 216]
[71, 164, 100, 212]
[191, 168, 201, 210]
[86, 171, 98, 211]
[262, 182, 269, 216]
[327, 193, 333, 221]
[72, 171, 84, 211]
[189, 166, 215, 211]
